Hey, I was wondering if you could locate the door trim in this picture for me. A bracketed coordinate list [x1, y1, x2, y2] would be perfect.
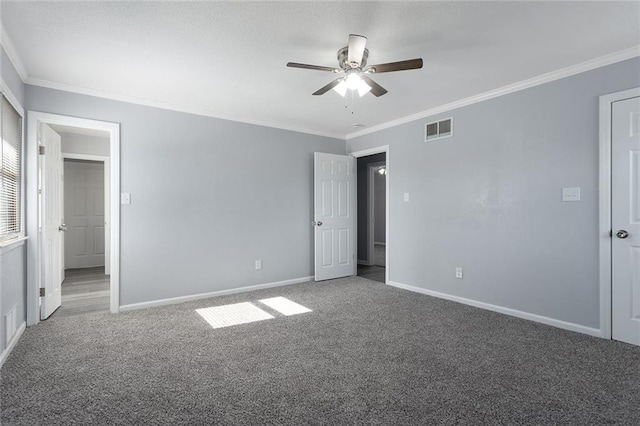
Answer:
[350, 145, 389, 284]
[598, 87, 640, 339]
[27, 112, 121, 325]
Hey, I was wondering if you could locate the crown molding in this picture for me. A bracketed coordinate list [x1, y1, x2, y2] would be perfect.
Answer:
[346, 46, 640, 140]
[25, 77, 345, 140]
[0, 77, 24, 115]
[17, 43, 640, 142]
[1, 27, 28, 83]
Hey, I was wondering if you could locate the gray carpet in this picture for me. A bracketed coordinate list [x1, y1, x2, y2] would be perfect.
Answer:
[2, 276, 639, 425]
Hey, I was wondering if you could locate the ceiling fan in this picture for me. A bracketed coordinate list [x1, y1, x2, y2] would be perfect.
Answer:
[287, 34, 423, 98]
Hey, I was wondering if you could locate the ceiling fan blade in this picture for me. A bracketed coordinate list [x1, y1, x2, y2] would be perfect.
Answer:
[367, 58, 423, 73]
[287, 62, 340, 73]
[361, 76, 388, 97]
[312, 78, 342, 96]
[347, 34, 367, 67]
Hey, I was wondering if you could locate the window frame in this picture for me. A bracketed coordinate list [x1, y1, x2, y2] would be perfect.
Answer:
[0, 87, 26, 245]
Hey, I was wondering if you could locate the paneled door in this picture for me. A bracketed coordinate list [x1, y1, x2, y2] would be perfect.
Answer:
[314, 153, 356, 281]
[612, 96, 640, 346]
[64, 160, 105, 269]
[40, 124, 63, 319]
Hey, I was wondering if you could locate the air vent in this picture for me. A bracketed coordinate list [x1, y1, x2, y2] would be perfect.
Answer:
[425, 117, 453, 142]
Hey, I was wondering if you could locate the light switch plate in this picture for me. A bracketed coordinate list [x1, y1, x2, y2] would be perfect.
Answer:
[121, 193, 131, 205]
[403, 192, 410, 202]
[562, 187, 580, 202]
[455, 267, 463, 279]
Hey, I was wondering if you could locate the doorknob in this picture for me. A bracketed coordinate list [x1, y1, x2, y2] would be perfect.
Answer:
[59, 224, 67, 232]
[317, 221, 323, 226]
[616, 230, 629, 239]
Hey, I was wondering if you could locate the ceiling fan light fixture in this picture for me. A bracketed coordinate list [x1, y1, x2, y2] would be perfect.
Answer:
[333, 79, 348, 97]
[357, 79, 371, 97]
[288, 33, 423, 99]
[345, 71, 362, 90]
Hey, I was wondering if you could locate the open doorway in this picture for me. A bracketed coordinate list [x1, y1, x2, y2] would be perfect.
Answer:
[354, 149, 387, 284]
[26, 113, 120, 325]
[49, 126, 111, 319]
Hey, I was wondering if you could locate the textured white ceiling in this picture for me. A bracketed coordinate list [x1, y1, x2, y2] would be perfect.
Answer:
[2, 1, 639, 139]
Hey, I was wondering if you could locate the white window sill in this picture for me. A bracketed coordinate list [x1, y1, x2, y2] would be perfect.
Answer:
[0, 236, 28, 254]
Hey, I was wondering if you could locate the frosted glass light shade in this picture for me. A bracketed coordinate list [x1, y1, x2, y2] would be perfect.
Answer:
[333, 80, 348, 97]
[345, 72, 361, 90]
[357, 80, 371, 97]
[333, 74, 371, 97]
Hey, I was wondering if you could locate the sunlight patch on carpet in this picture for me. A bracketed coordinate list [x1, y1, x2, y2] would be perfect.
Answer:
[196, 302, 274, 329]
[259, 297, 312, 316]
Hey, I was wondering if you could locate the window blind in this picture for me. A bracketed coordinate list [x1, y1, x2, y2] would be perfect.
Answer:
[0, 94, 23, 241]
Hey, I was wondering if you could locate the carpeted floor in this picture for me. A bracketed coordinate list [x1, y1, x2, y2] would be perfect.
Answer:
[2, 276, 639, 425]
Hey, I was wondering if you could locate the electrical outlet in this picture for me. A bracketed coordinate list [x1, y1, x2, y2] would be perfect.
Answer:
[455, 267, 463, 279]
[562, 187, 581, 202]
[255, 260, 262, 270]
[403, 192, 410, 202]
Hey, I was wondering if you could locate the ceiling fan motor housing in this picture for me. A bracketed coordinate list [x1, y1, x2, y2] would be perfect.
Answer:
[338, 46, 369, 70]
[286, 34, 422, 97]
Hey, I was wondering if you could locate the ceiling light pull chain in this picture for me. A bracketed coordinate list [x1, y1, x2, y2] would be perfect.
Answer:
[350, 89, 356, 116]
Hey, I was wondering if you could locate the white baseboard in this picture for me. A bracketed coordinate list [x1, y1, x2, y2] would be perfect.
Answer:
[119, 276, 313, 312]
[0, 321, 26, 368]
[387, 281, 603, 338]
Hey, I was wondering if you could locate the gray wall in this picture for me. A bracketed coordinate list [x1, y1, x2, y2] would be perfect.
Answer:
[26, 86, 345, 305]
[356, 153, 385, 262]
[1, 46, 24, 106]
[1, 45, 26, 358]
[60, 133, 110, 157]
[348, 57, 640, 329]
[0, 245, 26, 353]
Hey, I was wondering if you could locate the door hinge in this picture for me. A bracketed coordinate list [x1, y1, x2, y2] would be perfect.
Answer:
[38, 145, 45, 155]
[39, 288, 45, 297]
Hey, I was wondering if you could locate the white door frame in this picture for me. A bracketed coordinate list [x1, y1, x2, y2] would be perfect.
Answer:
[350, 145, 389, 284]
[598, 87, 640, 339]
[27, 112, 120, 325]
[367, 161, 386, 267]
[62, 153, 111, 273]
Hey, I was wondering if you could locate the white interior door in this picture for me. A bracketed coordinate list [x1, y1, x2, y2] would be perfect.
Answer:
[64, 160, 106, 269]
[314, 152, 356, 281]
[612, 95, 640, 346]
[40, 124, 64, 319]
